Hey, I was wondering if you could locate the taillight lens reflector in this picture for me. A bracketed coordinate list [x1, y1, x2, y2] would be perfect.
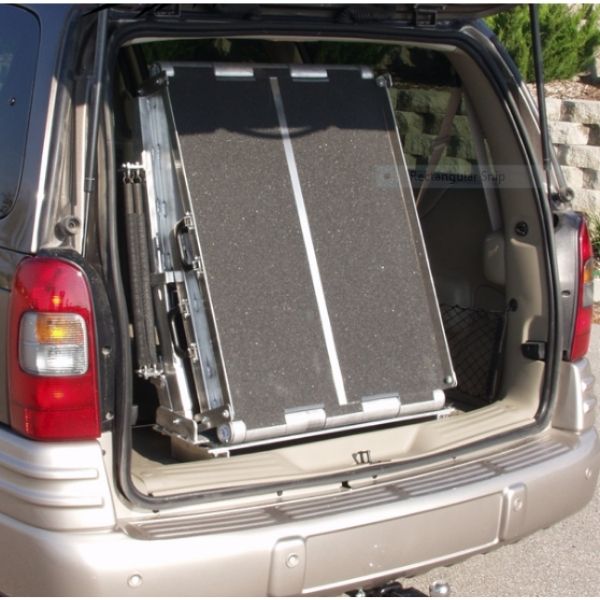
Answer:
[569, 218, 593, 362]
[8, 257, 100, 440]
[19, 312, 88, 375]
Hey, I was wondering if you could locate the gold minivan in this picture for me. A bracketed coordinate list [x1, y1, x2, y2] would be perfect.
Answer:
[0, 4, 597, 595]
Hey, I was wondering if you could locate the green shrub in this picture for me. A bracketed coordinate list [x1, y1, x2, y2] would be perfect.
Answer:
[486, 5, 600, 82]
[586, 210, 600, 262]
[306, 41, 390, 67]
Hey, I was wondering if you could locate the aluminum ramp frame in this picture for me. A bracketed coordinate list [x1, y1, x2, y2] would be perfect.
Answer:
[136, 62, 455, 450]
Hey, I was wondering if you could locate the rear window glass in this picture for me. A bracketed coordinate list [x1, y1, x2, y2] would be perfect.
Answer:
[0, 6, 39, 218]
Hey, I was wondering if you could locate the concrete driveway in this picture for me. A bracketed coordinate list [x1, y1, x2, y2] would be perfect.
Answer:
[407, 326, 600, 596]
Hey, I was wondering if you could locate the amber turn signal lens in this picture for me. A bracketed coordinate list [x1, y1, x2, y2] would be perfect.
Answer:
[19, 312, 88, 376]
[34, 313, 86, 344]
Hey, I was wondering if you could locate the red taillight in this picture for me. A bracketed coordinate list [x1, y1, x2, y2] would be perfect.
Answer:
[8, 257, 100, 440]
[569, 218, 594, 362]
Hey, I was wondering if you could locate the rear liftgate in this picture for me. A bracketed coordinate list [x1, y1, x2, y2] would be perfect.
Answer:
[129, 62, 455, 455]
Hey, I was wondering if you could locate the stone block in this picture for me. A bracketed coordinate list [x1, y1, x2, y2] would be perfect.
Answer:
[545, 98, 563, 122]
[452, 115, 472, 139]
[588, 125, 600, 146]
[422, 112, 442, 135]
[559, 165, 585, 189]
[428, 89, 455, 115]
[403, 132, 435, 157]
[591, 51, 600, 84]
[582, 168, 600, 190]
[593, 278, 600, 303]
[395, 88, 455, 115]
[556, 144, 600, 170]
[447, 136, 477, 161]
[436, 156, 475, 177]
[555, 144, 569, 166]
[549, 121, 590, 145]
[560, 98, 600, 125]
[395, 111, 425, 135]
[421, 113, 471, 136]
[396, 89, 431, 113]
[571, 187, 600, 212]
[388, 88, 399, 111]
[403, 154, 417, 170]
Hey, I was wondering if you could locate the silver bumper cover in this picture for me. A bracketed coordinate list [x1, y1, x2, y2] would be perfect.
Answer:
[0, 426, 597, 596]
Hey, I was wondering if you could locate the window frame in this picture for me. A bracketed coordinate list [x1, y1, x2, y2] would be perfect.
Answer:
[0, 5, 41, 219]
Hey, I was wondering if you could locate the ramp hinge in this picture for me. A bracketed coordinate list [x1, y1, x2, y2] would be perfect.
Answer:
[176, 214, 203, 273]
[375, 74, 392, 89]
[187, 342, 200, 363]
[137, 72, 169, 96]
[183, 212, 195, 231]
[121, 162, 145, 183]
[192, 258, 203, 274]
[179, 298, 191, 319]
[136, 365, 164, 380]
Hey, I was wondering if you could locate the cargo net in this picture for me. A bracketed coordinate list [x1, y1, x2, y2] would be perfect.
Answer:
[440, 304, 507, 406]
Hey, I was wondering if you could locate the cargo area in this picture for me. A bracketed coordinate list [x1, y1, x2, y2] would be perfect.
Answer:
[112, 37, 550, 496]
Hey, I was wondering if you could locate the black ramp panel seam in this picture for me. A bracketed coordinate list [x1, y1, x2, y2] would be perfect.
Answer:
[278, 70, 452, 405]
[168, 67, 340, 429]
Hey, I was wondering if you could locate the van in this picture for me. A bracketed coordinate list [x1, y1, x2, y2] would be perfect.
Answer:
[0, 4, 598, 595]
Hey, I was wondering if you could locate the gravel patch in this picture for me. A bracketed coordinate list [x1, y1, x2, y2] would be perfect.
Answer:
[527, 77, 600, 101]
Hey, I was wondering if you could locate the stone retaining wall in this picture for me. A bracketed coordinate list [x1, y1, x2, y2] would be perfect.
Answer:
[546, 97, 600, 211]
[391, 88, 478, 176]
[391, 87, 600, 212]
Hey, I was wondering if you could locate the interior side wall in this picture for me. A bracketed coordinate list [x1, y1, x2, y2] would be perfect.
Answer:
[447, 48, 548, 408]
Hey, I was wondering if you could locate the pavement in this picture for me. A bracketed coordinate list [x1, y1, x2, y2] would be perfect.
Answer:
[406, 326, 600, 597]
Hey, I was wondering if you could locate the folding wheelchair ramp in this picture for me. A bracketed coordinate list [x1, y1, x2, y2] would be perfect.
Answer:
[161, 63, 454, 446]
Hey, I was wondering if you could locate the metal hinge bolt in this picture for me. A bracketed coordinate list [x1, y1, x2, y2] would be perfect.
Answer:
[187, 343, 199, 363]
[184, 212, 195, 230]
[179, 298, 191, 318]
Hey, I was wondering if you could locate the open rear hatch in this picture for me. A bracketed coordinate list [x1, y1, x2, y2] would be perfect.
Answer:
[128, 62, 455, 455]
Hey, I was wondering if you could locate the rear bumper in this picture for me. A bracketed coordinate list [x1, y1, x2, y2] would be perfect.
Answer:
[0, 426, 598, 596]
